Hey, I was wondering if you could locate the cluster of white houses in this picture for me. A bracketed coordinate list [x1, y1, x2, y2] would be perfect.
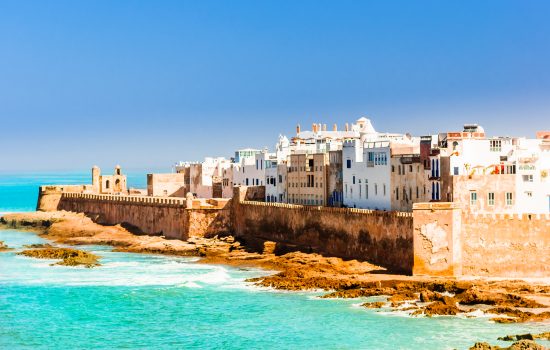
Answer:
[144, 118, 550, 214]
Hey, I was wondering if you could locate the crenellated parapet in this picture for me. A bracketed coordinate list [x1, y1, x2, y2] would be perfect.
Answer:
[60, 192, 187, 208]
[239, 200, 412, 217]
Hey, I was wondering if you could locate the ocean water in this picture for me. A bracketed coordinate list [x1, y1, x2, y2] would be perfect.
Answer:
[0, 173, 549, 349]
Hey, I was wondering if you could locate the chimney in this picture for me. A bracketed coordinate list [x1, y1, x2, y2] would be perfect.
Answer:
[312, 123, 317, 132]
[296, 124, 301, 134]
[345, 123, 349, 131]
[323, 124, 327, 131]
[333, 124, 337, 131]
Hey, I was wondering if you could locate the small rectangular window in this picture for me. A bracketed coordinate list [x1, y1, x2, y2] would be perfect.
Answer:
[488, 192, 495, 206]
[506, 192, 513, 206]
[453, 167, 459, 175]
[470, 191, 477, 205]
[346, 159, 352, 168]
[490, 140, 502, 152]
[522, 174, 533, 182]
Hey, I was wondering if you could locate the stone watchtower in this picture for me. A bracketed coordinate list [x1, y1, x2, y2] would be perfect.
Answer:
[92, 166, 101, 194]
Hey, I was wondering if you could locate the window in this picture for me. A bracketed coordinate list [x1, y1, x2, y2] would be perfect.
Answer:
[453, 167, 459, 175]
[522, 174, 534, 182]
[391, 165, 395, 172]
[352, 176, 355, 185]
[395, 187, 399, 200]
[416, 186, 419, 199]
[368, 152, 374, 162]
[506, 192, 513, 205]
[489, 140, 502, 152]
[374, 184, 378, 196]
[346, 159, 352, 168]
[365, 184, 369, 199]
[409, 165, 413, 172]
[525, 191, 533, 197]
[383, 184, 386, 196]
[470, 191, 477, 205]
[488, 192, 495, 206]
[307, 175, 314, 187]
[452, 141, 458, 151]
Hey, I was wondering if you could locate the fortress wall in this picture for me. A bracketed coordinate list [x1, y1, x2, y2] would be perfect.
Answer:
[413, 202, 550, 278]
[232, 188, 413, 273]
[460, 212, 550, 278]
[37, 185, 93, 211]
[56, 193, 230, 240]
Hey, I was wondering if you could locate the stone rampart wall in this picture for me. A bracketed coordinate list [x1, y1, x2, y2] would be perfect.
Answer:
[55, 193, 230, 240]
[461, 212, 550, 277]
[233, 198, 414, 274]
[413, 202, 550, 278]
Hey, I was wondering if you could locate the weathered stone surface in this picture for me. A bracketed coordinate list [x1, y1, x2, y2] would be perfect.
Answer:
[0, 240, 12, 251]
[361, 301, 386, 309]
[458, 288, 545, 308]
[488, 307, 550, 323]
[469, 340, 546, 350]
[233, 199, 413, 274]
[18, 247, 100, 268]
[413, 203, 550, 278]
[415, 301, 460, 316]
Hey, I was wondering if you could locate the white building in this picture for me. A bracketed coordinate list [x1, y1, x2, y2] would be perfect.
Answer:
[342, 118, 423, 210]
[175, 157, 232, 198]
[233, 149, 269, 187]
[427, 125, 550, 214]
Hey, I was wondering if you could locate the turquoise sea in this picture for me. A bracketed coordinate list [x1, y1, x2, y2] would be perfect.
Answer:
[0, 173, 549, 349]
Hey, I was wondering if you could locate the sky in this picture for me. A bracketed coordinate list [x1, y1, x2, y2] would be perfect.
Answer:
[0, 0, 549, 172]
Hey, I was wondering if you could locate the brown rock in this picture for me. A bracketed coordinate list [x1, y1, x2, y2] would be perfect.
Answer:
[469, 342, 499, 350]
[489, 307, 550, 323]
[419, 290, 436, 302]
[262, 241, 276, 255]
[498, 334, 534, 341]
[420, 301, 460, 316]
[362, 301, 385, 309]
[0, 240, 12, 251]
[458, 288, 544, 308]
[18, 247, 100, 268]
[469, 340, 546, 350]
[508, 340, 545, 350]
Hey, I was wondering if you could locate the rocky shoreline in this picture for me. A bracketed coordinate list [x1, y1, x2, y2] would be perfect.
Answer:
[17, 244, 100, 268]
[1, 211, 550, 348]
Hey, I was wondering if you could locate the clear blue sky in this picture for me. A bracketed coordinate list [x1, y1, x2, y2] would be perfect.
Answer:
[1, 0, 549, 172]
